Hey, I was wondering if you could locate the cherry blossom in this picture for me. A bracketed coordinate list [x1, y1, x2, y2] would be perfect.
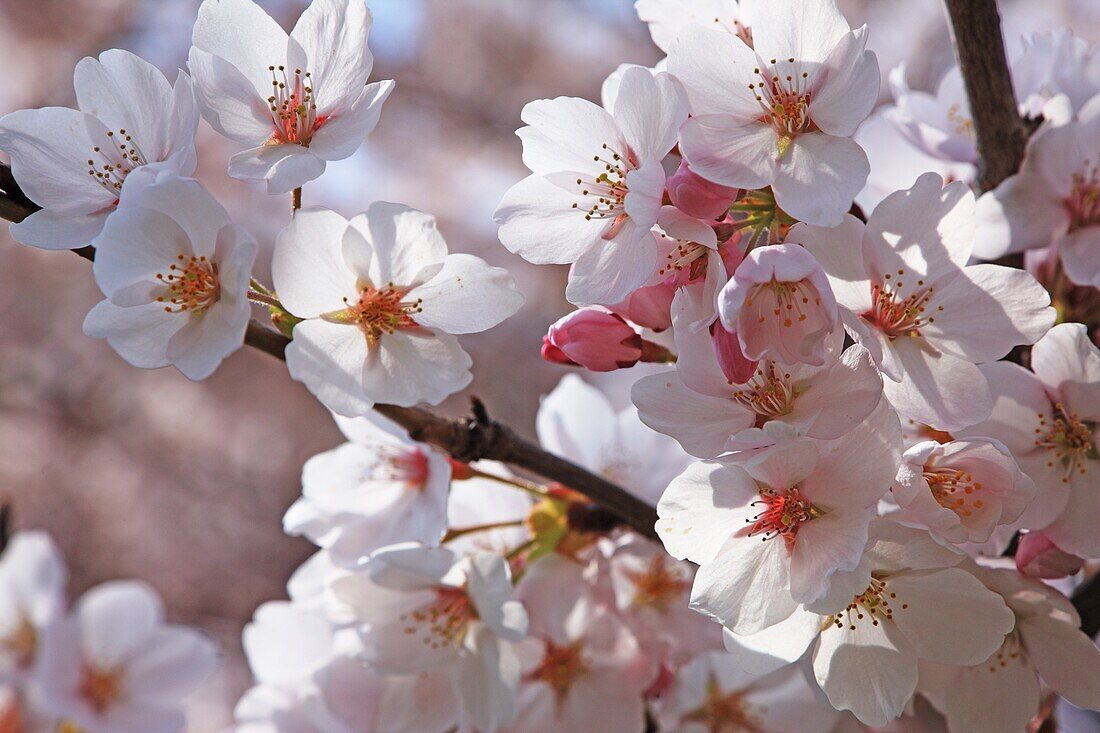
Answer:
[332, 544, 527, 733]
[665, 159, 740, 220]
[537, 375, 691, 504]
[272, 204, 523, 414]
[724, 522, 1015, 727]
[494, 66, 688, 306]
[974, 95, 1100, 286]
[0, 533, 66, 686]
[891, 439, 1035, 545]
[919, 563, 1100, 733]
[507, 556, 652, 733]
[0, 49, 197, 249]
[656, 402, 901, 634]
[795, 173, 1055, 431]
[634, 322, 882, 458]
[82, 170, 257, 381]
[885, 65, 977, 165]
[37, 581, 218, 733]
[655, 655, 840, 733]
[188, 0, 394, 194]
[283, 410, 452, 567]
[959, 323, 1100, 557]
[541, 308, 646, 372]
[1014, 531, 1084, 579]
[667, 0, 879, 225]
[1012, 31, 1100, 117]
[718, 243, 838, 366]
[602, 535, 722, 662]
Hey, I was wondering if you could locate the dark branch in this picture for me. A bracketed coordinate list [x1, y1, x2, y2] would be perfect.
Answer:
[942, 0, 1029, 192]
[0, 162, 659, 540]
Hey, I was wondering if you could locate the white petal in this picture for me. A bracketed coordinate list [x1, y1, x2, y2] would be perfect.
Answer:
[611, 68, 687, 161]
[82, 301, 181, 370]
[272, 207, 359, 318]
[750, 0, 852, 64]
[408, 254, 523, 334]
[679, 115, 778, 190]
[888, 567, 1014, 665]
[290, 0, 375, 112]
[944, 656, 1040, 733]
[228, 144, 327, 193]
[808, 28, 880, 137]
[124, 627, 219, 703]
[565, 226, 659, 306]
[186, 48, 273, 144]
[772, 132, 869, 227]
[363, 330, 473, 407]
[8, 208, 108, 251]
[1021, 613, 1100, 709]
[536, 375, 618, 473]
[788, 216, 873, 313]
[666, 26, 761, 120]
[453, 628, 520, 733]
[631, 372, 754, 458]
[192, 0, 290, 101]
[353, 201, 448, 286]
[790, 507, 873, 603]
[656, 461, 758, 564]
[77, 581, 163, 666]
[813, 620, 916, 727]
[690, 534, 798, 634]
[284, 318, 374, 416]
[922, 265, 1054, 362]
[1031, 322, 1100, 420]
[308, 79, 394, 160]
[494, 174, 608, 265]
[882, 338, 993, 432]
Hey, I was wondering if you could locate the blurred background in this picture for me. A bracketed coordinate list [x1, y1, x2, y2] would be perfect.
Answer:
[0, 0, 1097, 729]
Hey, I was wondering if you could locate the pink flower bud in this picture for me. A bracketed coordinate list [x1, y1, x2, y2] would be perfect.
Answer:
[710, 321, 757, 384]
[667, 159, 739, 220]
[1016, 531, 1084, 579]
[610, 282, 675, 332]
[543, 309, 644, 372]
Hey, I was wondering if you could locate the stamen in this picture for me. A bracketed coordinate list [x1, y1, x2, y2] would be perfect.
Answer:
[86, 127, 149, 196]
[155, 255, 220, 315]
[400, 587, 477, 650]
[831, 577, 908, 631]
[1067, 162, 1100, 231]
[731, 362, 795, 423]
[863, 269, 940, 338]
[265, 65, 326, 146]
[622, 554, 691, 613]
[745, 486, 818, 545]
[1035, 403, 1096, 482]
[324, 283, 423, 346]
[528, 639, 589, 702]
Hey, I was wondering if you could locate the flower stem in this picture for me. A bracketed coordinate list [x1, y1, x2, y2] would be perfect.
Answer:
[443, 519, 525, 543]
[292, 187, 302, 212]
[463, 467, 549, 498]
[247, 290, 283, 309]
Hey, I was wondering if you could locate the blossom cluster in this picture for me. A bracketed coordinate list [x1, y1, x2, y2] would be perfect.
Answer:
[0, 0, 1099, 732]
[0, 532, 218, 733]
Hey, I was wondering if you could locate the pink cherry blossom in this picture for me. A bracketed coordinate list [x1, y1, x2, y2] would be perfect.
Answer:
[609, 282, 675, 332]
[891, 438, 1036, 545]
[634, 0, 751, 53]
[656, 402, 901, 634]
[495, 66, 688, 306]
[666, 159, 739, 220]
[974, 95, 1100, 286]
[795, 172, 1055, 431]
[667, 0, 879, 225]
[541, 309, 644, 372]
[959, 323, 1100, 557]
[719, 243, 838, 366]
[1015, 531, 1084, 579]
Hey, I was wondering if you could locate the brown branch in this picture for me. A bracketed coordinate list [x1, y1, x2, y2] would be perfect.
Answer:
[0, 162, 659, 540]
[942, 0, 1029, 193]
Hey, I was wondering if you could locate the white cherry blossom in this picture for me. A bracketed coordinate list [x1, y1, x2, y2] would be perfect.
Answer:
[633, 321, 882, 459]
[83, 170, 257, 381]
[37, 581, 218, 733]
[283, 410, 452, 566]
[723, 522, 1015, 727]
[494, 66, 688, 306]
[655, 655, 840, 733]
[974, 95, 1100, 286]
[667, 0, 879, 225]
[0, 533, 67, 686]
[891, 439, 1035, 545]
[0, 49, 197, 249]
[272, 204, 523, 414]
[537, 374, 691, 504]
[188, 0, 394, 194]
[332, 544, 527, 733]
[794, 173, 1055, 431]
[959, 323, 1100, 557]
[657, 401, 901, 634]
[920, 563, 1100, 733]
